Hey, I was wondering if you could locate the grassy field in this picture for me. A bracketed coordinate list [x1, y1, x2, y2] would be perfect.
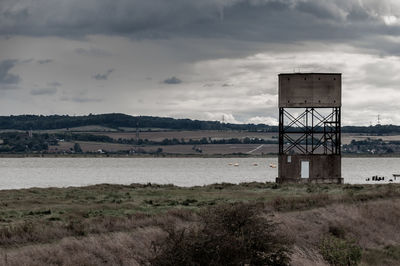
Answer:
[0, 182, 399, 265]
[91, 130, 277, 142]
[44, 130, 400, 155]
[90, 130, 400, 144]
[48, 141, 278, 155]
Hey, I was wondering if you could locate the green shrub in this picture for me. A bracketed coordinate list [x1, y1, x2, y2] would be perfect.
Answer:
[149, 203, 292, 265]
[319, 235, 362, 266]
[181, 199, 197, 206]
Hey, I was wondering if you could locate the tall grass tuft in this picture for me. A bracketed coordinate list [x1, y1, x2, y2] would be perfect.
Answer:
[319, 235, 362, 266]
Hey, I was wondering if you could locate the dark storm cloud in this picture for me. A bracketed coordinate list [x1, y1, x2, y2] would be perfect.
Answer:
[1, 0, 399, 45]
[0, 59, 20, 87]
[92, 69, 114, 80]
[37, 59, 53, 64]
[30, 87, 57, 95]
[163, 76, 182, 84]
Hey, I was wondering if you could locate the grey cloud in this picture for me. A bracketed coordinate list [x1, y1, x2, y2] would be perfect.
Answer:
[0, 84, 19, 90]
[60, 96, 102, 103]
[30, 87, 57, 95]
[92, 69, 114, 80]
[233, 106, 278, 123]
[346, 5, 374, 22]
[203, 83, 214, 87]
[0, 59, 20, 87]
[47, 81, 62, 87]
[70, 97, 102, 103]
[75, 47, 112, 57]
[163, 76, 182, 84]
[295, 1, 340, 20]
[37, 59, 53, 64]
[21, 58, 34, 63]
[295, 63, 345, 73]
[361, 62, 400, 88]
[246, 88, 274, 96]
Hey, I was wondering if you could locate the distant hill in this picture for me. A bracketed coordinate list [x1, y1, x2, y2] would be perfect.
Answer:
[0, 114, 275, 132]
[0, 113, 399, 134]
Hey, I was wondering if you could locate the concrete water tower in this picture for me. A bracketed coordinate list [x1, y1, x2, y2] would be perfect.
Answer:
[276, 73, 343, 184]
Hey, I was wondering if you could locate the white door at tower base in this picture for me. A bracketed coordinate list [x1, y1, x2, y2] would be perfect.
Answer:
[301, 161, 309, 178]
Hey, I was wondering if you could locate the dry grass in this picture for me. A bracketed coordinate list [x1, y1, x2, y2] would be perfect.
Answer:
[0, 199, 399, 265]
[361, 245, 400, 266]
[1, 228, 161, 266]
[0, 183, 399, 265]
[276, 199, 400, 265]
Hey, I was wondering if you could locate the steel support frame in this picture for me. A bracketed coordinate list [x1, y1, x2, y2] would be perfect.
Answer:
[279, 107, 341, 155]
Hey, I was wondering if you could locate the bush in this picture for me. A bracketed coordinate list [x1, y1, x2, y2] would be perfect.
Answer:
[149, 203, 292, 265]
[328, 225, 346, 239]
[319, 235, 362, 266]
[73, 143, 82, 153]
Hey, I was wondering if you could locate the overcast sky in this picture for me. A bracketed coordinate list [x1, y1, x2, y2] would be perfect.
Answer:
[1, 0, 400, 125]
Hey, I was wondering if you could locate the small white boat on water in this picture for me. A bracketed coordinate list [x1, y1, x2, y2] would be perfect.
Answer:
[269, 163, 277, 168]
[234, 163, 239, 167]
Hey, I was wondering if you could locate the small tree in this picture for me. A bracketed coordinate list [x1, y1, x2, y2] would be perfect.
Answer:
[73, 143, 82, 153]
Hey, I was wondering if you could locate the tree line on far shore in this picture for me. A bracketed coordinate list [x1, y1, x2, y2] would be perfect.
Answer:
[1, 113, 400, 134]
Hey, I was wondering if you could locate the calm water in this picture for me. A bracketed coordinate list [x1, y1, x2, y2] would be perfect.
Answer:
[0, 157, 399, 189]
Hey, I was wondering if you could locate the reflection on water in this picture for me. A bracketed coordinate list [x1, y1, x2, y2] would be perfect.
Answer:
[0, 157, 398, 189]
